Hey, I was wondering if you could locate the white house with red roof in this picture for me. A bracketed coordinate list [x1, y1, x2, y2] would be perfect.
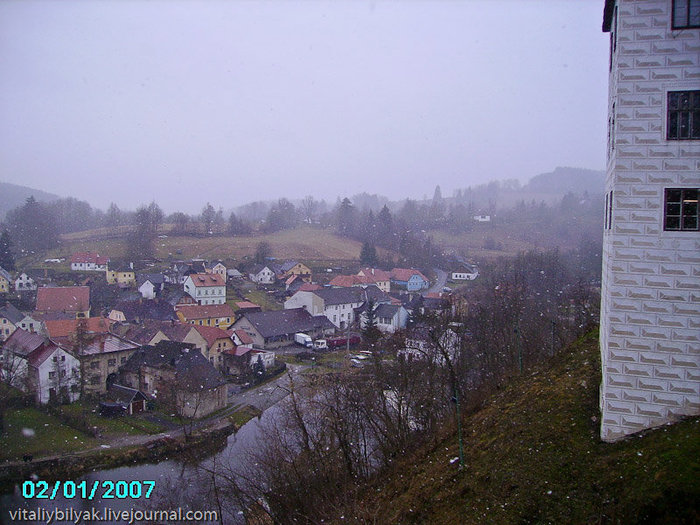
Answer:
[1, 328, 80, 404]
[183, 273, 227, 305]
[70, 252, 110, 272]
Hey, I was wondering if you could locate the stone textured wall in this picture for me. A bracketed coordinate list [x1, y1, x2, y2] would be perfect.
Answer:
[600, 0, 700, 442]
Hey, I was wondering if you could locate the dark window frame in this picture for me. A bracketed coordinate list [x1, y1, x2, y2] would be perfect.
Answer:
[664, 188, 699, 231]
[667, 90, 700, 140]
[672, 0, 700, 29]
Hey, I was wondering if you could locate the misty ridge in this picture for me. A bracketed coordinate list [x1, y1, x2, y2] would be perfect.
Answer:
[0, 166, 604, 256]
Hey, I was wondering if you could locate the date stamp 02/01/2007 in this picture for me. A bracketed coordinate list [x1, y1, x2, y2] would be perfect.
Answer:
[20, 480, 156, 501]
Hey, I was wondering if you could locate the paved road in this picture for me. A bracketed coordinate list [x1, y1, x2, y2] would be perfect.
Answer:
[228, 363, 307, 412]
[427, 268, 448, 294]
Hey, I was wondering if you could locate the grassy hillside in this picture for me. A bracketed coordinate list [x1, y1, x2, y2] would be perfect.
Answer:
[0, 181, 61, 220]
[51, 225, 365, 264]
[336, 332, 699, 524]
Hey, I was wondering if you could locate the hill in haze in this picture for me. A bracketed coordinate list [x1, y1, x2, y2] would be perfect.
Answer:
[0, 181, 61, 220]
[524, 166, 605, 195]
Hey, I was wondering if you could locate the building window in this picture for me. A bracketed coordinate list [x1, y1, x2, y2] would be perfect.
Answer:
[108, 358, 116, 367]
[664, 188, 699, 231]
[667, 91, 700, 140]
[672, 0, 700, 29]
[90, 361, 99, 369]
[605, 190, 614, 230]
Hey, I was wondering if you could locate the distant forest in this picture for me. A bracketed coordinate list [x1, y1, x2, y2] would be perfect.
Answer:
[0, 167, 604, 277]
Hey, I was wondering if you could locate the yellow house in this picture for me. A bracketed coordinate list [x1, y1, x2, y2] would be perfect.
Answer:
[106, 264, 136, 286]
[0, 268, 11, 294]
[175, 303, 235, 329]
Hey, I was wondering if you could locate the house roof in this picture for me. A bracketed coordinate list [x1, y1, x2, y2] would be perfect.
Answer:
[375, 303, 402, 318]
[357, 268, 391, 281]
[187, 273, 225, 287]
[2, 328, 47, 357]
[62, 333, 139, 357]
[0, 301, 24, 324]
[229, 329, 254, 345]
[111, 299, 176, 323]
[176, 303, 235, 320]
[390, 268, 429, 282]
[311, 286, 388, 306]
[70, 252, 109, 265]
[298, 283, 322, 292]
[328, 275, 362, 288]
[45, 317, 114, 339]
[36, 286, 90, 313]
[107, 383, 147, 404]
[191, 325, 231, 346]
[0, 267, 13, 282]
[237, 308, 334, 339]
[28, 343, 63, 368]
[235, 301, 261, 310]
[123, 340, 227, 391]
[137, 273, 165, 286]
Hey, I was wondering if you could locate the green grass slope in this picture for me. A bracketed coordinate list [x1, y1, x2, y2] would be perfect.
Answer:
[340, 332, 699, 524]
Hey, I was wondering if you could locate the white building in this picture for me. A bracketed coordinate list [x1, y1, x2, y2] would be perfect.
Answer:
[14, 273, 37, 292]
[600, 0, 699, 442]
[249, 265, 276, 284]
[183, 273, 227, 305]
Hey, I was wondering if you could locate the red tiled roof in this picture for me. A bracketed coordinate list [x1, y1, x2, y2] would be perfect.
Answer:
[298, 283, 321, 292]
[3, 328, 47, 357]
[358, 268, 391, 281]
[45, 317, 113, 339]
[191, 325, 232, 346]
[28, 343, 61, 368]
[329, 275, 361, 287]
[235, 301, 260, 310]
[231, 329, 254, 345]
[176, 303, 235, 320]
[36, 286, 90, 313]
[390, 268, 428, 282]
[187, 273, 226, 287]
[70, 252, 109, 265]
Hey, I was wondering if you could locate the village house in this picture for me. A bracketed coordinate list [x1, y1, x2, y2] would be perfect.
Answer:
[66, 332, 140, 396]
[183, 272, 226, 305]
[450, 263, 479, 281]
[44, 317, 114, 340]
[357, 268, 392, 292]
[390, 268, 430, 292]
[358, 303, 410, 334]
[207, 261, 227, 281]
[222, 346, 275, 377]
[284, 286, 391, 330]
[17, 313, 44, 334]
[0, 301, 23, 341]
[119, 340, 227, 418]
[248, 265, 276, 284]
[108, 299, 176, 324]
[399, 325, 460, 366]
[274, 260, 312, 281]
[231, 308, 334, 349]
[14, 272, 38, 292]
[1, 328, 80, 404]
[175, 303, 235, 329]
[35, 286, 91, 318]
[137, 273, 166, 300]
[70, 252, 110, 272]
[106, 263, 136, 287]
[0, 267, 12, 294]
[102, 384, 148, 416]
[187, 324, 234, 371]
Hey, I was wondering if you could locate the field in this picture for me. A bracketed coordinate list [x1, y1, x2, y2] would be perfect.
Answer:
[54, 225, 365, 265]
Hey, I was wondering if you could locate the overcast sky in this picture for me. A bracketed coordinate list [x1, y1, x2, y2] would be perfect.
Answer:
[0, 0, 609, 214]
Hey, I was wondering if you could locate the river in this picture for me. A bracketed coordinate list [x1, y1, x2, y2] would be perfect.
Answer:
[0, 402, 284, 524]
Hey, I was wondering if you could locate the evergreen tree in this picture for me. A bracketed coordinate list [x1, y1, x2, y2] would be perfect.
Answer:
[336, 198, 356, 237]
[361, 298, 381, 346]
[0, 231, 15, 271]
[5, 196, 58, 255]
[359, 242, 378, 267]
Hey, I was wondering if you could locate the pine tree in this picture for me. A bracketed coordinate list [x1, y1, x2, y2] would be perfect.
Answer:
[359, 242, 378, 266]
[0, 231, 15, 271]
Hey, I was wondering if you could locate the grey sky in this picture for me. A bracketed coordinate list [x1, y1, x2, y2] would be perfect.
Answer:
[0, 0, 609, 214]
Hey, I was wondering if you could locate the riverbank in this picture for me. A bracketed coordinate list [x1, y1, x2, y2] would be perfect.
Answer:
[0, 418, 236, 494]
